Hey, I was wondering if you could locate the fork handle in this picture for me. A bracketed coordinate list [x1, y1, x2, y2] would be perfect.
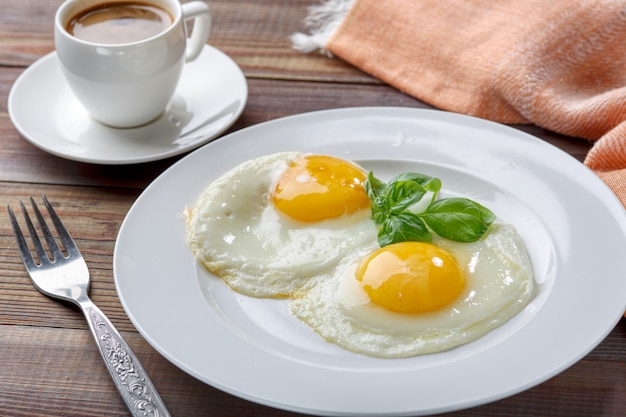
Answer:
[79, 298, 171, 417]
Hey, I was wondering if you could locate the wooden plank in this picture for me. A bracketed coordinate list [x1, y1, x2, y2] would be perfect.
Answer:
[0, 324, 298, 417]
[3, 179, 624, 358]
[0, 0, 373, 83]
[2, 181, 625, 357]
[1, 323, 625, 417]
[0, 76, 593, 187]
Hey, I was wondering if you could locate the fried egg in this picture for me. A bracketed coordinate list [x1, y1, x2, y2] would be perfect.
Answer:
[289, 223, 535, 358]
[187, 151, 536, 358]
[185, 152, 379, 298]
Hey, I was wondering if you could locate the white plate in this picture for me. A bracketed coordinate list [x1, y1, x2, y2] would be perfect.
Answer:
[7, 45, 247, 165]
[114, 107, 626, 416]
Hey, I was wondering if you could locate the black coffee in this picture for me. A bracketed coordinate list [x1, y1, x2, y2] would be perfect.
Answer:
[67, 2, 173, 44]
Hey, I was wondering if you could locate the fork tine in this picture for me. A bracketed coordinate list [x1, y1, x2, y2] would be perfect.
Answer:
[19, 200, 53, 266]
[42, 195, 80, 257]
[7, 204, 38, 269]
[29, 197, 66, 262]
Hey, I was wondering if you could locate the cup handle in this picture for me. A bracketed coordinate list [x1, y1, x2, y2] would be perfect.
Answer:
[181, 1, 211, 62]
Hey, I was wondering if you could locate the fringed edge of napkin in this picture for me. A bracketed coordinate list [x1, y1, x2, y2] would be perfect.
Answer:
[291, 0, 356, 55]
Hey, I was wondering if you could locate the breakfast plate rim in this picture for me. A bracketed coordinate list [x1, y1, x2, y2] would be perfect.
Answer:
[7, 45, 248, 165]
[113, 106, 626, 416]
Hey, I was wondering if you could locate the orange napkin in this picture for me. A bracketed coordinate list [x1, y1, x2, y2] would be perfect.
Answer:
[293, 0, 626, 208]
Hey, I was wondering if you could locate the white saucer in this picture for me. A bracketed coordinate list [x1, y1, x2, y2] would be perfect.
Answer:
[7, 45, 248, 164]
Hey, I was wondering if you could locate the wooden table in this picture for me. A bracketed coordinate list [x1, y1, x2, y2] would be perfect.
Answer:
[1, 1, 624, 416]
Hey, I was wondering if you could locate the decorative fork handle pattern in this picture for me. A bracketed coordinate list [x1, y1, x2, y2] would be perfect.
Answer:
[81, 299, 171, 417]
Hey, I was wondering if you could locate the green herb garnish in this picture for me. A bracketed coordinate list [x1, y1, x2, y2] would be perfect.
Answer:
[365, 171, 495, 247]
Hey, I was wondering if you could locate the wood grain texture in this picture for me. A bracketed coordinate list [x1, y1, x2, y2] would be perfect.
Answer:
[0, 78, 593, 188]
[1, 323, 625, 417]
[0, 0, 622, 416]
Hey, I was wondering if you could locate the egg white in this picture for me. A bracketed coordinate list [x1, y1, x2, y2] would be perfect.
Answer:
[186, 152, 379, 298]
[289, 223, 535, 358]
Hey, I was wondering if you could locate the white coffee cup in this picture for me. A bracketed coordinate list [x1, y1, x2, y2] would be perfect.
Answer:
[54, 0, 211, 128]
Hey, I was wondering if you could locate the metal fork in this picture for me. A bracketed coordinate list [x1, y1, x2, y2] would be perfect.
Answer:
[8, 196, 171, 417]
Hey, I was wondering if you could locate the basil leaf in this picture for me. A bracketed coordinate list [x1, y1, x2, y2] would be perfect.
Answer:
[371, 204, 387, 225]
[366, 172, 429, 223]
[391, 172, 442, 193]
[391, 173, 440, 212]
[365, 171, 386, 200]
[378, 212, 431, 246]
[420, 198, 496, 242]
[383, 179, 427, 214]
[365, 170, 496, 246]
[365, 172, 387, 224]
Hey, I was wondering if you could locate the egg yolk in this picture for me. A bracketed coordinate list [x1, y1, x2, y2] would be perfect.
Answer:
[355, 242, 465, 314]
[272, 155, 370, 222]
